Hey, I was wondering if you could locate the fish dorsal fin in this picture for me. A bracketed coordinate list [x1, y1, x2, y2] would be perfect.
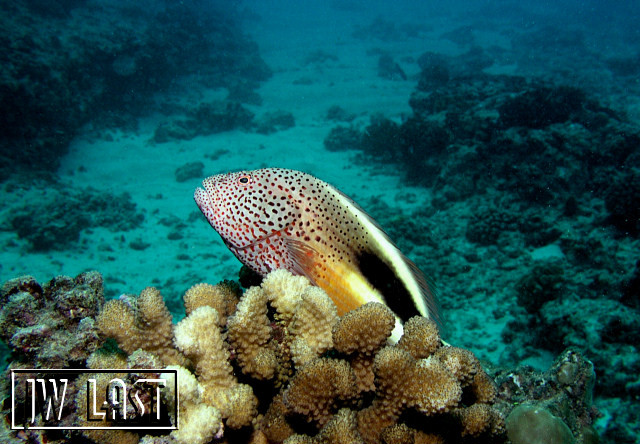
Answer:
[405, 255, 441, 328]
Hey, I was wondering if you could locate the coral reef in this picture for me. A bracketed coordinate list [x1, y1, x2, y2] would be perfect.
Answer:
[465, 204, 517, 246]
[323, 125, 362, 152]
[400, 116, 450, 157]
[515, 264, 565, 314]
[183, 281, 240, 320]
[360, 115, 403, 162]
[174, 161, 205, 183]
[152, 101, 255, 144]
[377, 54, 407, 81]
[332, 302, 395, 392]
[0, 1, 270, 176]
[2, 5, 637, 442]
[503, 279, 640, 398]
[75, 350, 161, 444]
[161, 365, 223, 444]
[97, 270, 507, 443]
[498, 86, 586, 129]
[0, 270, 600, 444]
[325, 105, 356, 122]
[227, 269, 338, 378]
[173, 306, 258, 430]
[495, 349, 598, 444]
[333, 59, 630, 208]
[604, 170, 640, 236]
[227, 286, 279, 379]
[0, 271, 104, 367]
[7, 187, 144, 251]
[283, 358, 357, 427]
[357, 113, 450, 182]
[255, 110, 296, 134]
[97, 286, 187, 367]
[258, 293, 505, 444]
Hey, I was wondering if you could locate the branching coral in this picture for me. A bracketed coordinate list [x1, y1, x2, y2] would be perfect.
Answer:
[173, 306, 258, 429]
[96, 282, 257, 437]
[283, 358, 357, 427]
[381, 425, 447, 444]
[261, 269, 313, 321]
[332, 302, 395, 392]
[97, 286, 186, 366]
[289, 286, 338, 367]
[75, 370, 140, 444]
[174, 306, 232, 390]
[161, 365, 223, 444]
[227, 269, 338, 381]
[227, 286, 278, 380]
[433, 346, 480, 387]
[456, 403, 505, 437]
[357, 346, 463, 443]
[265, 333, 503, 443]
[254, 281, 504, 444]
[285, 408, 361, 444]
[262, 393, 296, 443]
[91, 270, 506, 443]
[397, 316, 441, 359]
[182, 280, 240, 321]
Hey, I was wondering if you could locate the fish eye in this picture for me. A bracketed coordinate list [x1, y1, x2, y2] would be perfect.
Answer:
[237, 175, 251, 186]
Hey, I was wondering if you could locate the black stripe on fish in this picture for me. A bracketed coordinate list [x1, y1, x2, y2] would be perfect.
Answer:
[356, 250, 420, 323]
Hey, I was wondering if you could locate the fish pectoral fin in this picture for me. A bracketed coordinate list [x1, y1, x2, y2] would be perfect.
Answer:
[283, 238, 372, 315]
[283, 237, 321, 279]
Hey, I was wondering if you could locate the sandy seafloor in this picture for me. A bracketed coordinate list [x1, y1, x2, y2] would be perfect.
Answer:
[1, 2, 639, 437]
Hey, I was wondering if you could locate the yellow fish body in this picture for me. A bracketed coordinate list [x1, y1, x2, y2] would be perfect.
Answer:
[194, 168, 438, 340]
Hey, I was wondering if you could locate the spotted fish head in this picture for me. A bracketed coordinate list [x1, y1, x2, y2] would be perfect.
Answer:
[194, 169, 302, 250]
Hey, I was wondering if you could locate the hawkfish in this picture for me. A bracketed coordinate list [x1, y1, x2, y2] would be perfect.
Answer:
[194, 168, 438, 341]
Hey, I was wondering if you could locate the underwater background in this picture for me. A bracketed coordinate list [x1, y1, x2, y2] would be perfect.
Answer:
[0, 0, 639, 442]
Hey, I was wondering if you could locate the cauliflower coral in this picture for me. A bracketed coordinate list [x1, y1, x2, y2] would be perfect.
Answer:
[93, 270, 503, 444]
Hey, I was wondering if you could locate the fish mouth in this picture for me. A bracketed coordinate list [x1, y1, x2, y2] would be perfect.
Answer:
[194, 186, 218, 229]
[194, 187, 211, 213]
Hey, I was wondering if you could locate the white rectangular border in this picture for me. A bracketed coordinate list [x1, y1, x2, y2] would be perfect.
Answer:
[11, 368, 178, 431]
